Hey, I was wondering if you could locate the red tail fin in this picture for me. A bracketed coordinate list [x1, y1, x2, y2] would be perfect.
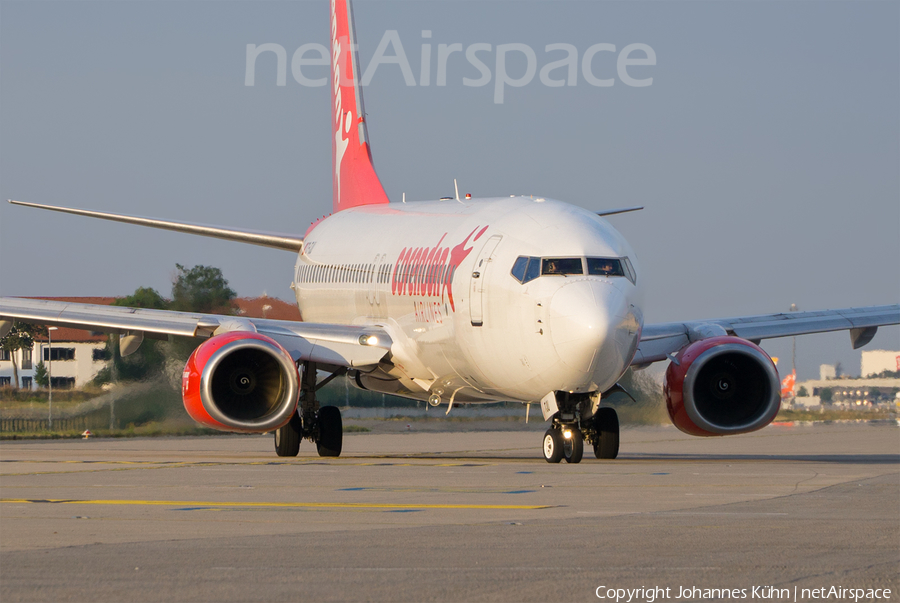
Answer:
[331, 0, 390, 212]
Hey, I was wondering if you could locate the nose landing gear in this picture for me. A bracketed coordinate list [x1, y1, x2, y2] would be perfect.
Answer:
[563, 428, 584, 463]
[541, 394, 619, 463]
[542, 429, 564, 463]
[591, 407, 619, 459]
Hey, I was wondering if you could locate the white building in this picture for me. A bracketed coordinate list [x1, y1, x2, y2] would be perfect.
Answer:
[1, 297, 117, 390]
[0, 326, 109, 390]
[860, 350, 900, 378]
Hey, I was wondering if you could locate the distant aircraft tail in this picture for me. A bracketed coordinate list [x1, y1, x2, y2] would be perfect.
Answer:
[331, 0, 390, 213]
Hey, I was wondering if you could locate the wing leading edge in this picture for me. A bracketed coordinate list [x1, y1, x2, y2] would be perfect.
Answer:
[0, 297, 389, 369]
[8, 200, 304, 252]
[633, 304, 900, 367]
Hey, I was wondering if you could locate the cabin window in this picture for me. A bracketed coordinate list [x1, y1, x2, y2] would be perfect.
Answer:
[542, 258, 583, 276]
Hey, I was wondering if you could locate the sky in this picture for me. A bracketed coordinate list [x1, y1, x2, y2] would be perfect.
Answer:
[1, 0, 898, 381]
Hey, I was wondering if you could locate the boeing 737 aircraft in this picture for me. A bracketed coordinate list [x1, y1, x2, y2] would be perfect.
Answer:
[1, 0, 898, 463]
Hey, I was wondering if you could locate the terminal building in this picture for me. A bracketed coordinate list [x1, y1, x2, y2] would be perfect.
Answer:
[792, 350, 900, 409]
[0, 296, 301, 390]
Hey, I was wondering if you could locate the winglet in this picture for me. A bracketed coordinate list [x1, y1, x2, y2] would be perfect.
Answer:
[331, 0, 391, 213]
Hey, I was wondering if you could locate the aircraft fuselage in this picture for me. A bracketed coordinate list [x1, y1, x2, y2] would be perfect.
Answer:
[293, 196, 643, 405]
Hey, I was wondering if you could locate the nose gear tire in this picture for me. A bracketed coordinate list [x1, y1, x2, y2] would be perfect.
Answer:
[593, 407, 619, 459]
[542, 429, 564, 463]
[563, 429, 584, 463]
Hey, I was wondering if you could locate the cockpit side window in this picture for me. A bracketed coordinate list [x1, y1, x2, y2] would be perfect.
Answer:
[511, 256, 542, 284]
[510, 256, 529, 282]
[523, 257, 541, 283]
[542, 258, 583, 276]
[622, 257, 637, 284]
[586, 258, 625, 277]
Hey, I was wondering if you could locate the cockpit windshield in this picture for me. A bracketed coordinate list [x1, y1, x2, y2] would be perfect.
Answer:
[542, 258, 583, 276]
[511, 256, 636, 285]
[586, 258, 624, 277]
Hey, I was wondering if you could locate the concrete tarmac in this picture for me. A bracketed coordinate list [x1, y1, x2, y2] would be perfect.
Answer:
[1, 422, 898, 602]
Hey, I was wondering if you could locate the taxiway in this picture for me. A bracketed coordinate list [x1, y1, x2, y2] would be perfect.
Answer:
[1, 422, 898, 602]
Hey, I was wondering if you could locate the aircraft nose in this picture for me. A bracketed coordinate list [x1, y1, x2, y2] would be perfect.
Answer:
[548, 280, 619, 373]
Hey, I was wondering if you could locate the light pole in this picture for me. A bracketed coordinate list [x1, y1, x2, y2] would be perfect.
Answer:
[789, 303, 798, 375]
[47, 326, 58, 429]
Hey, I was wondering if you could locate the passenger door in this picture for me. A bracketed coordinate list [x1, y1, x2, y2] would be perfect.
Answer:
[469, 235, 502, 326]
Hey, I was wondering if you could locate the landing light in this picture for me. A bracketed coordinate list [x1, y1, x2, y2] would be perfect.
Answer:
[359, 334, 379, 346]
[563, 429, 573, 440]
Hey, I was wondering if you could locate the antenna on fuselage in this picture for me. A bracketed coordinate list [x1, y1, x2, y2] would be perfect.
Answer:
[454, 179, 462, 203]
[402, 192, 406, 203]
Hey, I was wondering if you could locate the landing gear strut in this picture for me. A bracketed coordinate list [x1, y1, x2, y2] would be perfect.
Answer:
[541, 393, 618, 463]
[274, 362, 345, 457]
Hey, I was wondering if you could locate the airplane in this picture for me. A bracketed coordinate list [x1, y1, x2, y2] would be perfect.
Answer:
[1, 0, 898, 464]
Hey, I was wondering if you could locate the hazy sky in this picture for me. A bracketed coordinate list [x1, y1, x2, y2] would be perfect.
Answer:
[1, 0, 898, 381]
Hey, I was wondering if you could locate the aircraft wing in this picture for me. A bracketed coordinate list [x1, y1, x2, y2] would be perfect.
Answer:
[0, 297, 390, 369]
[632, 304, 900, 367]
[7, 200, 304, 252]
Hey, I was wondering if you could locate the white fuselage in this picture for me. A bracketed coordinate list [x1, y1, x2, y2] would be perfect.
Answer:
[292, 196, 643, 405]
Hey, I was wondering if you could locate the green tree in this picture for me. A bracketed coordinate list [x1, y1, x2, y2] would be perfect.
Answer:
[33, 361, 48, 388]
[93, 286, 169, 386]
[1, 322, 46, 389]
[112, 286, 169, 310]
[797, 385, 809, 398]
[819, 387, 833, 403]
[170, 264, 236, 314]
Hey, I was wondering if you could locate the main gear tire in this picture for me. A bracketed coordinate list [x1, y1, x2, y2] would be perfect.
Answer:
[274, 413, 301, 457]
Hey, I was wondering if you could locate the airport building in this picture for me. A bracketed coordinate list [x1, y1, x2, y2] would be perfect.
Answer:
[0, 295, 300, 390]
[860, 349, 900, 377]
[792, 350, 900, 409]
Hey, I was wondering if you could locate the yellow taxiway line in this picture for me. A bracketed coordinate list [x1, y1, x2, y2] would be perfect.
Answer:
[0, 498, 552, 510]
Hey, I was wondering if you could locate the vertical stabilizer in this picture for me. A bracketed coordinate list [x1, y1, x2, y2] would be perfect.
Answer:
[331, 0, 390, 212]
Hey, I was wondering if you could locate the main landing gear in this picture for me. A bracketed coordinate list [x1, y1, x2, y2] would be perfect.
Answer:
[274, 361, 344, 458]
[541, 394, 619, 463]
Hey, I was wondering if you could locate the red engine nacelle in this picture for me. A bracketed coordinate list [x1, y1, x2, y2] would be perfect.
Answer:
[182, 332, 299, 433]
[664, 336, 780, 436]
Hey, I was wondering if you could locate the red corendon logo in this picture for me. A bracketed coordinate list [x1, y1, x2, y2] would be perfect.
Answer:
[391, 226, 489, 311]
